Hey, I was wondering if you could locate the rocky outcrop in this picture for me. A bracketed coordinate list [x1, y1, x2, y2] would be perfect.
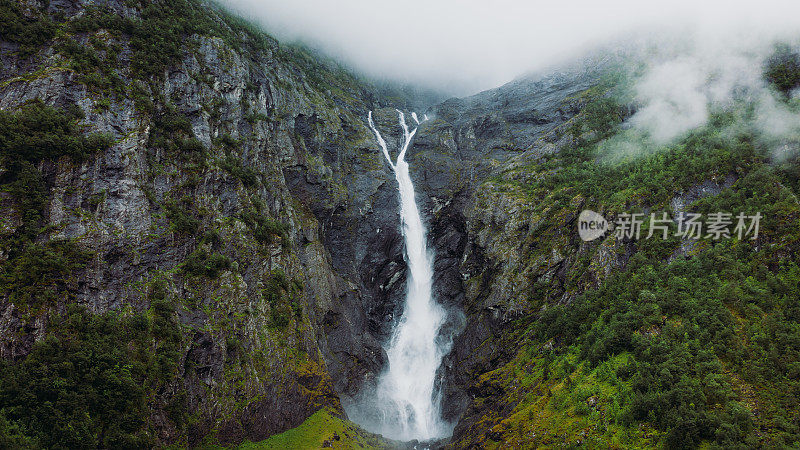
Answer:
[406, 65, 609, 429]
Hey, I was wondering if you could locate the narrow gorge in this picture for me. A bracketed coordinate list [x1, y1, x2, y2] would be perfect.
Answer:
[345, 110, 451, 442]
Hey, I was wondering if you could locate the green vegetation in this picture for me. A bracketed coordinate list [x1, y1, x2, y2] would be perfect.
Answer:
[765, 44, 800, 96]
[0, 100, 110, 309]
[0, 0, 280, 109]
[245, 111, 270, 125]
[55, 36, 126, 99]
[5, 0, 798, 447]
[0, 240, 92, 309]
[148, 105, 207, 161]
[0, 99, 110, 169]
[0, 0, 56, 57]
[533, 238, 799, 447]
[183, 248, 232, 278]
[240, 200, 289, 249]
[0, 303, 182, 448]
[220, 155, 260, 188]
[63, 0, 274, 81]
[239, 408, 396, 450]
[164, 197, 202, 235]
[507, 104, 757, 213]
[149, 283, 183, 380]
[261, 270, 303, 328]
[130, 81, 154, 113]
[470, 73, 800, 448]
[0, 1, 360, 448]
[213, 134, 261, 187]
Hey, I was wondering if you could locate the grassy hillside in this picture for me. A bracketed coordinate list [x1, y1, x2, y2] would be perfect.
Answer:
[237, 409, 398, 450]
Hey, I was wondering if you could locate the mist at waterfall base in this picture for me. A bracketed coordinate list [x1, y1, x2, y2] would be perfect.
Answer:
[344, 111, 453, 442]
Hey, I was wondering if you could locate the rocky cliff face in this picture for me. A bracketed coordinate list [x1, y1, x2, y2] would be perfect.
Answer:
[0, 0, 440, 445]
[398, 65, 603, 419]
[0, 2, 612, 445]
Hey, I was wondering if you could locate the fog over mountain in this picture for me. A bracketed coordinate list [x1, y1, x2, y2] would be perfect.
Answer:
[221, 0, 800, 95]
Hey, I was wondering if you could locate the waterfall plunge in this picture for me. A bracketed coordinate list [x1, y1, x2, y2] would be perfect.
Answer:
[349, 110, 451, 442]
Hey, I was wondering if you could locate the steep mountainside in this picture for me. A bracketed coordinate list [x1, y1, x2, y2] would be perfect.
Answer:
[0, 0, 424, 446]
[434, 73, 800, 448]
[2, 1, 800, 449]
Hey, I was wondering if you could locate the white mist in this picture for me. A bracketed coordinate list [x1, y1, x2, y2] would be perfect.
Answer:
[350, 110, 451, 442]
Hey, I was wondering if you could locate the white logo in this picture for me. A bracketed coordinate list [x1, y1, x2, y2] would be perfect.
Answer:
[578, 210, 762, 241]
[578, 210, 609, 241]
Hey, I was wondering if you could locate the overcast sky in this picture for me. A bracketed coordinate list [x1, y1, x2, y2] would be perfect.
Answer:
[220, 0, 800, 95]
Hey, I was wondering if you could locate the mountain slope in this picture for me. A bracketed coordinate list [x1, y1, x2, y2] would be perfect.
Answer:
[432, 65, 800, 448]
[0, 0, 409, 446]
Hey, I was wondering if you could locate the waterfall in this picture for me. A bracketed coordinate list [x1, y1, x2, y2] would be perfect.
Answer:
[349, 110, 451, 441]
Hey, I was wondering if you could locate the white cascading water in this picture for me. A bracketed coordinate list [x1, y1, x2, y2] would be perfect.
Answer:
[351, 110, 450, 441]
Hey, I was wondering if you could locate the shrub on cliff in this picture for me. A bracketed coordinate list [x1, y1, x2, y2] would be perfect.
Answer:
[0, 306, 159, 447]
[0, 101, 110, 309]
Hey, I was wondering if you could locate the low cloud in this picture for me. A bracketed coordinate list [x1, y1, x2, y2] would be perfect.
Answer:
[220, 0, 800, 96]
[612, 25, 800, 159]
[628, 31, 770, 143]
[219, 0, 800, 156]
[630, 56, 716, 143]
